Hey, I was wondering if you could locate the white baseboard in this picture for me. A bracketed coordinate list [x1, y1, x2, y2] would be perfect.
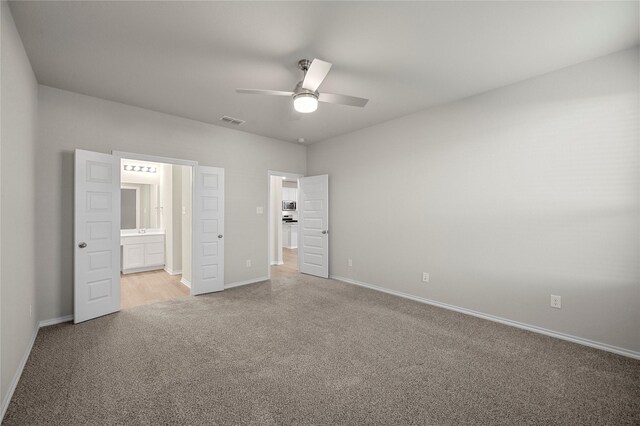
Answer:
[330, 275, 640, 360]
[1, 324, 38, 421]
[39, 315, 74, 328]
[164, 268, 182, 276]
[122, 265, 164, 274]
[270, 261, 284, 266]
[180, 277, 191, 288]
[1, 313, 75, 420]
[225, 276, 269, 290]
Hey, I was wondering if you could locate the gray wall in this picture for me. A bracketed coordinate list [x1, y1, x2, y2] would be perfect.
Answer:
[0, 0, 39, 407]
[36, 86, 307, 321]
[307, 48, 640, 353]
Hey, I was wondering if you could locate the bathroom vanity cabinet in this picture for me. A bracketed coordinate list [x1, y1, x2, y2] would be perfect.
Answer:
[121, 233, 165, 274]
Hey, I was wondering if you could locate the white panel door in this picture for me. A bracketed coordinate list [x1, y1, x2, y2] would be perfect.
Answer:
[192, 165, 225, 295]
[74, 149, 121, 323]
[298, 175, 329, 278]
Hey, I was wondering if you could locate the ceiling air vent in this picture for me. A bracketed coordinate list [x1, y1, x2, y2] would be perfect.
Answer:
[220, 115, 246, 126]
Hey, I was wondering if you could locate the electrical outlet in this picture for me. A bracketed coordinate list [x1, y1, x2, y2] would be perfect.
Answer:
[348, 258, 353, 267]
[256, 206, 263, 214]
[550, 295, 561, 309]
[422, 272, 429, 283]
[246, 260, 251, 267]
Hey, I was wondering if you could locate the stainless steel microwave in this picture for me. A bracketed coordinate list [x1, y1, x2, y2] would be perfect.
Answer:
[282, 200, 296, 211]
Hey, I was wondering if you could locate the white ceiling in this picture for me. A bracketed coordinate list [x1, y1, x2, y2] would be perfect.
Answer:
[10, 1, 639, 144]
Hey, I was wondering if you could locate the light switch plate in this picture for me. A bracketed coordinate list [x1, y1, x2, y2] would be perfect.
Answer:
[256, 206, 264, 214]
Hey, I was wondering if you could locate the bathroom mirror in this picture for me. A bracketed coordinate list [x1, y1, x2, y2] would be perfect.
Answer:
[120, 183, 159, 230]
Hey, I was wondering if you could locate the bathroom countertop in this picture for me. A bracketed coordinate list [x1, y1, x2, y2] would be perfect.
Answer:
[121, 229, 165, 237]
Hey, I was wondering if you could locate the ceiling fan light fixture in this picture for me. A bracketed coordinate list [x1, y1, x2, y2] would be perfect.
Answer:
[236, 58, 368, 113]
[293, 93, 318, 113]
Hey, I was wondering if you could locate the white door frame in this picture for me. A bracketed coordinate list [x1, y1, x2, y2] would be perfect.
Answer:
[267, 170, 304, 279]
[113, 151, 198, 294]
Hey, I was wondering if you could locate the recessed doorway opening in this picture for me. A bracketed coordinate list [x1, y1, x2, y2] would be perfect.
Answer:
[119, 157, 193, 309]
[74, 149, 225, 323]
[268, 171, 303, 279]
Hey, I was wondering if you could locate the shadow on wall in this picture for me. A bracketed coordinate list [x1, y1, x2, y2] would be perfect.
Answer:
[57, 151, 75, 312]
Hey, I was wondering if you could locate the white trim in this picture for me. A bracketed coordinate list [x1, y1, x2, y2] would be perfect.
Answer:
[331, 275, 640, 360]
[180, 277, 191, 288]
[270, 261, 284, 266]
[112, 151, 198, 167]
[164, 268, 182, 276]
[39, 315, 74, 328]
[1, 325, 38, 421]
[224, 276, 268, 290]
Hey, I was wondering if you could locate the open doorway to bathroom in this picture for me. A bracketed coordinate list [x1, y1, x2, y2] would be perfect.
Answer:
[269, 171, 303, 278]
[120, 158, 193, 309]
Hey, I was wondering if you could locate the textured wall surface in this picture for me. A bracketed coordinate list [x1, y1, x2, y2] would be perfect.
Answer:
[0, 0, 39, 407]
[308, 48, 640, 353]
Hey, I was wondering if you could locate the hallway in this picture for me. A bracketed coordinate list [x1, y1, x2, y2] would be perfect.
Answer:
[271, 248, 298, 278]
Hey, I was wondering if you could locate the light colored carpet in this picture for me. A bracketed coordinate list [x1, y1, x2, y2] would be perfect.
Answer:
[3, 273, 639, 425]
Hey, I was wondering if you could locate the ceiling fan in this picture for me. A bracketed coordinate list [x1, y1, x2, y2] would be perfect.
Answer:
[236, 59, 369, 114]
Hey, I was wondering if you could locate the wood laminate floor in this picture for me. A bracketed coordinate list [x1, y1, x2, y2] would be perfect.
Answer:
[121, 270, 190, 309]
[271, 248, 298, 278]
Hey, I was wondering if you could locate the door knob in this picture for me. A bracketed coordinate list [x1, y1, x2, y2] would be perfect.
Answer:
[78, 242, 87, 248]
[218, 234, 223, 239]
[321, 230, 328, 235]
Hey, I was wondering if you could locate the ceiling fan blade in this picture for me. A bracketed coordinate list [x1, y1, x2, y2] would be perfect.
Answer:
[236, 89, 294, 97]
[302, 59, 332, 91]
[318, 92, 369, 108]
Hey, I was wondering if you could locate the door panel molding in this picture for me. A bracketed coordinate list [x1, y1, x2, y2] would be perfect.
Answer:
[192, 165, 225, 295]
[298, 175, 329, 278]
[74, 149, 121, 323]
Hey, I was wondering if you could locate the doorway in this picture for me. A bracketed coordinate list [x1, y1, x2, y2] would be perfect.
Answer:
[74, 149, 225, 323]
[268, 171, 303, 279]
[119, 158, 192, 309]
